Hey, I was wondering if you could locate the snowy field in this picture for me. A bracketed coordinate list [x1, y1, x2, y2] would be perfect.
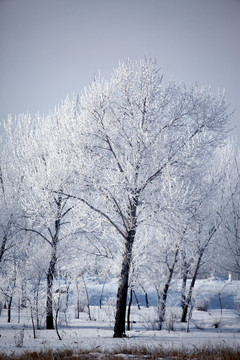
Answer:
[0, 279, 240, 356]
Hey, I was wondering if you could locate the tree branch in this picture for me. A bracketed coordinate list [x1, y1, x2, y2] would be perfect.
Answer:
[20, 228, 52, 247]
[51, 191, 127, 240]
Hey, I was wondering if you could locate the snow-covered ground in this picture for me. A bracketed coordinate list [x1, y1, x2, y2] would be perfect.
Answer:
[0, 278, 240, 355]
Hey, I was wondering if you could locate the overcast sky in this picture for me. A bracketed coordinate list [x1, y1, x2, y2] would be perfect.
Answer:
[0, 0, 239, 143]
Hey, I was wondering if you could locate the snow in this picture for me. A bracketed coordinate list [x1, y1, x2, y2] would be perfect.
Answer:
[1, 279, 240, 355]
[1, 312, 239, 355]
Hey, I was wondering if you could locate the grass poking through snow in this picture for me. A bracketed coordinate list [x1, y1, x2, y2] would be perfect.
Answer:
[0, 345, 240, 360]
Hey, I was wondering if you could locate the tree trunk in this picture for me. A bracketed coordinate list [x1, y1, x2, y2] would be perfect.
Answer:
[181, 224, 220, 322]
[46, 200, 61, 330]
[64, 281, 70, 326]
[46, 259, 55, 329]
[140, 285, 149, 308]
[181, 251, 203, 322]
[133, 290, 141, 310]
[18, 297, 21, 323]
[181, 261, 189, 309]
[0, 235, 8, 263]
[113, 234, 134, 337]
[82, 274, 91, 321]
[46, 237, 58, 329]
[113, 197, 137, 338]
[55, 306, 62, 340]
[127, 288, 133, 331]
[36, 288, 41, 329]
[7, 296, 13, 323]
[99, 282, 105, 309]
[158, 245, 179, 330]
[145, 292, 149, 308]
[76, 298, 80, 319]
[46, 191, 63, 329]
[30, 305, 37, 339]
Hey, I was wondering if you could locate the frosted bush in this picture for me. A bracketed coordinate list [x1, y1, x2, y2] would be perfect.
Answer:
[14, 328, 24, 347]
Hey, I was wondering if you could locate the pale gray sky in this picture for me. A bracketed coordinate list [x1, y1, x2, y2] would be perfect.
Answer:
[0, 0, 239, 142]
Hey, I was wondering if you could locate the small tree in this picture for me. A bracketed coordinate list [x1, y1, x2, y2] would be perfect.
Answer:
[3, 105, 78, 329]
[180, 147, 232, 322]
[219, 146, 240, 279]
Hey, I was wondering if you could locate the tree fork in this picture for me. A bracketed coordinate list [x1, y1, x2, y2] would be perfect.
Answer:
[113, 196, 137, 338]
[181, 252, 203, 323]
[113, 228, 135, 337]
[46, 237, 58, 329]
[158, 245, 179, 330]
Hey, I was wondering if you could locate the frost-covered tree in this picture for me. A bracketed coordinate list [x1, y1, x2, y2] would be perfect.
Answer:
[0, 135, 27, 320]
[1, 58, 232, 337]
[0, 141, 23, 265]
[179, 145, 234, 322]
[216, 144, 240, 279]
[3, 102, 80, 329]
[63, 59, 230, 337]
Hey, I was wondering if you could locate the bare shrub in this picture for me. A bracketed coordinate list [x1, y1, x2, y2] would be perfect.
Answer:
[195, 298, 208, 312]
[165, 309, 178, 332]
[13, 328, 24, 348]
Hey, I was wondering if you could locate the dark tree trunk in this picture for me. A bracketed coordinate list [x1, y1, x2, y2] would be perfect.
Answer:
[181, 260, 189, 309]
[46, 217, 60, 329]
[145, 292, 149, 308]
[0, 235, 7, 263]
[76, 298, 80, 319]
[46, 253, 56, 329]
[158, 245, 179, 330]
[127, 289, 133, 331]
[45, 191, 64, 330]
[181, 251, 203, 322]
[140, 285, 149, 308]
[7, 296, 13, 323]
[113, 233, 134, 337]
[113, 196, 137, 338]
[55, 307, 62, 340]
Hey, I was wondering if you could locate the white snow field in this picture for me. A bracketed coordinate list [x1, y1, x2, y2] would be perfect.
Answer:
[0, 278, 240, 355]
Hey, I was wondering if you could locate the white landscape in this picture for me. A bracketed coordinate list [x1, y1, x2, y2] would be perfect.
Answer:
[0, 278, 239, 358]
[1, 60, 240, 359]
[1, 0, 240, 357]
